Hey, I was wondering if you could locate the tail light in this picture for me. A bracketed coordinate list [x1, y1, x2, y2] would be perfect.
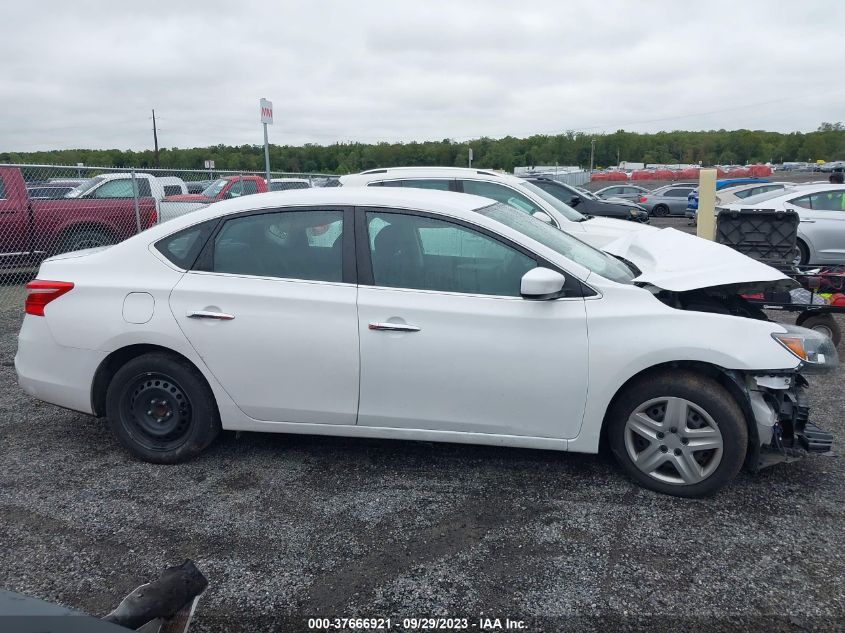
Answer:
[25, 280, 74, 316]
[150, 206, 158, 225]
[638, 196, 648, 203]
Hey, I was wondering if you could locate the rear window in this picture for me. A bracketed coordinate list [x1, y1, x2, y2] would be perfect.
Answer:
[155, 221, 216, 269]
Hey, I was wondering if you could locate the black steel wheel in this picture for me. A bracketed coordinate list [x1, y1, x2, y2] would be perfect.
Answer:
[121, 372, 193, 452]
[106, 352, 220, 463]
[652, 205, 669, 217]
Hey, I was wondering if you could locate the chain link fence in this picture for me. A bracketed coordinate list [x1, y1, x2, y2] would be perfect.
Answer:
[0, 163, 337, 308]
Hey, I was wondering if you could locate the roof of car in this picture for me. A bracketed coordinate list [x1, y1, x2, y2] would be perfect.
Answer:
[339, 167, 519, 187]
[167, 187, 498, 226]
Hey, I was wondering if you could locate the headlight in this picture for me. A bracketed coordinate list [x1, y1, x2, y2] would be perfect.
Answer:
[772, 324, 839, 373]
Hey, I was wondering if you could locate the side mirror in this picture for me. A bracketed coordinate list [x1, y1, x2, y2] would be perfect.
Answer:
[570, 196, 581, 206]
[532, 211, 553, 224]
[521, 268, 566, 300]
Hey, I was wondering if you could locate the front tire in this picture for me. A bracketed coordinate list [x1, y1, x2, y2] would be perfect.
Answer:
[106, 352, 220, 463]
[607, 371, 748, 497]
[794, 240, 810, 267]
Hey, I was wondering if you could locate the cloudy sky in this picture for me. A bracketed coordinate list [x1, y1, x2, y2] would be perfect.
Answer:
[1, 1, 841, 152]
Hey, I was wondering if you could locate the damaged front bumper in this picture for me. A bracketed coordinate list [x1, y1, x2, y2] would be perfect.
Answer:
[733, 371, 834, 470]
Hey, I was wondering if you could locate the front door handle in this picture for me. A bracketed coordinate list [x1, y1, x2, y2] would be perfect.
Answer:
[368, 322, 421, 332]
[188, 310, 235, 320]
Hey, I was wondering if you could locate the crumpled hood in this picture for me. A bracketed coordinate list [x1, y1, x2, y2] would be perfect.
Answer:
[577, 216, 657, 248]
[602, 227, 792, 292]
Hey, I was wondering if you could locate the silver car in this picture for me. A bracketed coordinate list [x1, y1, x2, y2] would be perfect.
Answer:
[592, 185, 650, 202]
[719, 184, 845, 265]
[639, 184, 698, 217]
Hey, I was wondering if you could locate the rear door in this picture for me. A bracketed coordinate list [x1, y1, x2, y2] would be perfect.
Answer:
[789, 190, 845, 263]
[169, 207, 360, 424]
[355, 207, 589, 439]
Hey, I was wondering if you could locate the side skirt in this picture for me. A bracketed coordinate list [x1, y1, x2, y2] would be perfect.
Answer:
[220, 418, 570, 452]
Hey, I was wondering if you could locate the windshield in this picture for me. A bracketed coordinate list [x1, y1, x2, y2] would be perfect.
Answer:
[201, 178, 229, 198]
[476, 202, 635, 284]
[517, 181, 586, 221]
[739, 187, 797, 205]
[64, 177, 103, 199]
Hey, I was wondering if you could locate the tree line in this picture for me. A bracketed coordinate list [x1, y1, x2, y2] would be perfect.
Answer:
[3, 124, 843, 174]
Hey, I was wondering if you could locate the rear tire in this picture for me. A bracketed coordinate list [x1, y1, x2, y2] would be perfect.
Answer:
[798, 313, 841, 347]
[106, 352, 220, 464]
[652, 205, 669, 217]
[59, 227, 114, 254]
[607, 371, 748, 497]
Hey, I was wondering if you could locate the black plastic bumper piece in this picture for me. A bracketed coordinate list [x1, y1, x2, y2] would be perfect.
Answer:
[796, 423, 834, 453]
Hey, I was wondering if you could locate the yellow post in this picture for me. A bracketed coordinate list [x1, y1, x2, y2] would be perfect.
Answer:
[696, 168, 717, 241]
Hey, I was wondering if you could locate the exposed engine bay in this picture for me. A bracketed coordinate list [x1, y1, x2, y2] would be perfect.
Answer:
[644, 280, 834, 469]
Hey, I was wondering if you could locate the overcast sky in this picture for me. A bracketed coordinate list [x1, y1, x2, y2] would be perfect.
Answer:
[1, 0, 841, 152]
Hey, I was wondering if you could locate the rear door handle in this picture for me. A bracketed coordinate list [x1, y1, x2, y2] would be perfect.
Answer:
[188, 310, 235, 320]
[368, 322, 420, 332]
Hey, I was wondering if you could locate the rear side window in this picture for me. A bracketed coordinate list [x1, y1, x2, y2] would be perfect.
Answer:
[163, 185, 183, 196]
[155, 221, 216, 269]
[212, 210, 343, 281]
[664, 188, 691, 197]
[0, 179, 6, 200]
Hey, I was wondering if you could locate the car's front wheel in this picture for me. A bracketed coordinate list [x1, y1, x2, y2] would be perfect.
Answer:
[106, 352, 220, 463]
[607, 371, 747, 497]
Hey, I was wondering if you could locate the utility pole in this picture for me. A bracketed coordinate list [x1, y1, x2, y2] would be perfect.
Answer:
[468, 146, 473, 168]
[151, 109, 160, 168]
[589, 138, 596, 171]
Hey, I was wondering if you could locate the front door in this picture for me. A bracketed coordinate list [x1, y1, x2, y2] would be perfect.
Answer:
[355, 208, 589, 439]
[169, 207, 359, 424]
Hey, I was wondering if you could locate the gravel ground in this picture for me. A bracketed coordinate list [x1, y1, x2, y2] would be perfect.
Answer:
[1, 220, 844, 633]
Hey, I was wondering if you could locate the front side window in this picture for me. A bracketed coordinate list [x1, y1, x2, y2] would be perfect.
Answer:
[201, 179, 229, 198]
[366, 211, 535, 297]
[212, 210, 343, 281]
[532, 180, 576, 205]
[93, 179, 135, 198]
[476, 203, 635, 284]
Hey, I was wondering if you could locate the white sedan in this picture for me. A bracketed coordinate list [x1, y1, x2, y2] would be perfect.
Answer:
[15, 188, 835, 497]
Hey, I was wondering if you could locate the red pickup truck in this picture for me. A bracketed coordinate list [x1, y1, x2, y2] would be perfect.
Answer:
[0, 166, 158, 265]
[159, 175, 268, 222]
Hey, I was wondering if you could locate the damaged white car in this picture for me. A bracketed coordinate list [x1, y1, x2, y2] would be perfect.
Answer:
[15, 188, 835, 497]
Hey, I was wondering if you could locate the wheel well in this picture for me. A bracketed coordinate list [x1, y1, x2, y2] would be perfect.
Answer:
[598, 361, 757, 456]
[58, 222, 116, 245]
[90, 344, 207, 417]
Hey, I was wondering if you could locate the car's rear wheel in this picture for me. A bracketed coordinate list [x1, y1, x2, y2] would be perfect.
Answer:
[106, 352, 220, 463]
[651, 205, 669, 217]
[607, 371, 747, 497]
[59, 227, 114, 254]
